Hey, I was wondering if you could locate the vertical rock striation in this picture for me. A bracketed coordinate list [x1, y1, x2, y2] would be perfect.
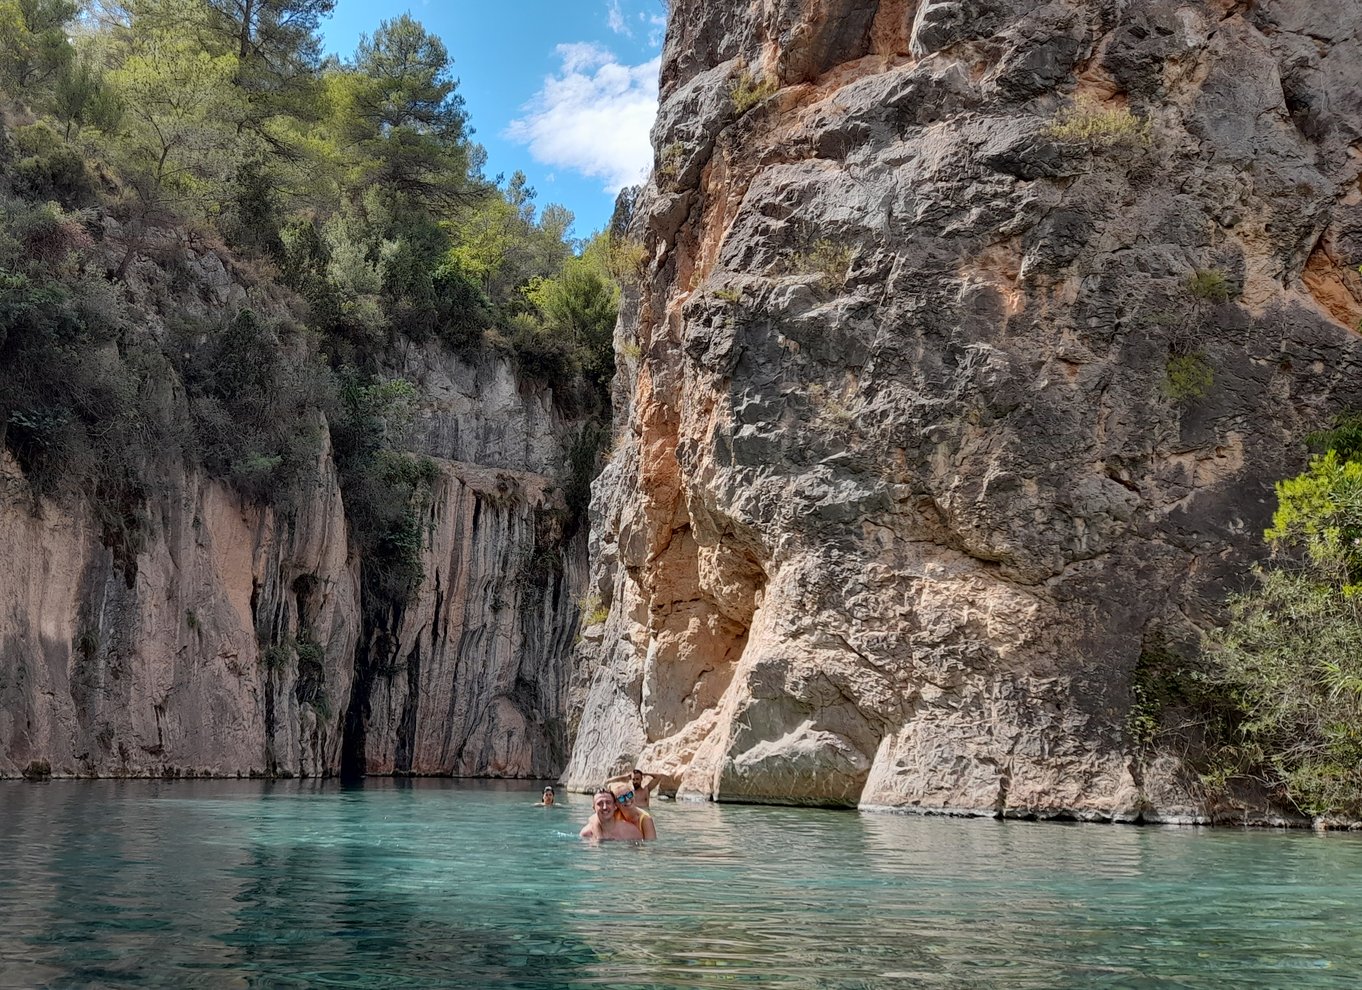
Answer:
[565, 0, 1362, 820]
[347, 348, 586, 780]
[0, 448, 358, 778]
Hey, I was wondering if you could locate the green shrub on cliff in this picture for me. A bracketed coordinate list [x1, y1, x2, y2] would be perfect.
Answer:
[1163, 352, 1214, 404]
[1187, 268, 1233, 303]
[730, 65, 777, 116]
[1045, 97, 1150, 150]
[1207, 439, 1362, 819]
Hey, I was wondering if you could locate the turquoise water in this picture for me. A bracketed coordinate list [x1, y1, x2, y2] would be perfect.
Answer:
[2, 781, 1361, 988]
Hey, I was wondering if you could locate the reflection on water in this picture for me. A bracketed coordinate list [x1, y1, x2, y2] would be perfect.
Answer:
[2, 779, 1361, 988]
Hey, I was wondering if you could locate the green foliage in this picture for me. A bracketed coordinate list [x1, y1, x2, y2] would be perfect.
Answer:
[604, 235, 646, 285]
[1265, 451, 1362, 591]
[207, 0, 332, 126]
[656, 141, 684, 183]
[176, 308, 327, 506]
[1187, 268, 1232, 303]
[1212, 569, 1362, 818]
[1044, 97, 1151, 150]
[0, 0, 76, 92]
[11, 121, 93, 204]
[730, 65, 777, 116]
[109, 7, 243, 206]
[217, 159, 284, 257]
[577, 593, 609, 626]
[52, 52, 123, 139]
[261, 643, 290, 670]
[1163, 352, 1213, 404]
[561, 421, 608, 536]
[524, 248, 618, 389]
[0, 0, 614, 615]
[1206, 435, 1362, 818]
[0, 214, 156, 515]
[1125, 641, 1236, 754]
[335, 14, 469, 204]
[1307, 412, 1362, 462]
[330, 374, 440, 610]
[790, 239, 852, 287]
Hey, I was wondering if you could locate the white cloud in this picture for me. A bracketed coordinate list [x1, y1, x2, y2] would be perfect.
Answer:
[506, 45, 661, 193]
[646, 13, 667, 47]
[607, 0, 629, 35]
[556, 42, 613, 73]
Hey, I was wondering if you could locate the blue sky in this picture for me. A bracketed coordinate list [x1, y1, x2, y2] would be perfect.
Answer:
[322, 1, 665, 239]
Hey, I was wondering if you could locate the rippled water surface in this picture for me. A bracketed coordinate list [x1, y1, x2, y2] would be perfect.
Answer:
[3, 780, 1362, 988]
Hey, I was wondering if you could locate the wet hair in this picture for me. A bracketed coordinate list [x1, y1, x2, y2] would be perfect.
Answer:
[543, 786, 554, 793]
[594, 788, 616, 800]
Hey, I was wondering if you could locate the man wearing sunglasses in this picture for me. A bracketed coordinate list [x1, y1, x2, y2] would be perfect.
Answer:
[604, 767, 662, 809]
[609, 781, 656, 840]
[579, 789, 646, 842]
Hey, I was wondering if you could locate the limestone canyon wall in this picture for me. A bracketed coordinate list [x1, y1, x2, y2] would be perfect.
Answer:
[0, 326, 585, 779]
[565, 0, 1362, 820]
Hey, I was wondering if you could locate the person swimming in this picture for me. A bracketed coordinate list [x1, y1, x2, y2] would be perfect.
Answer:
[605, 767, 661, 809]
[579, 789, 644, 842]
[609, 781, 656, 839]
[536, 786, 556, 807]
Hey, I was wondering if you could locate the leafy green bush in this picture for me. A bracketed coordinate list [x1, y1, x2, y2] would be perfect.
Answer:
[330, 375, 441, 611]
[656, 141, 684, 184]
[524, 251, 619, 393]
[10, 121, 92, 205]
[1, 197, 92, 270]
[1213, 567, 1362, 817]
[577, 593, 610, 626]
[175, 309, 329, 507]
[791, 240, 852, 287]
[1187, 268, 1232, 303]
[430, 258, 492, 349]
[1044, 97, 1150, 150]
[560, 420, 607, 536]
[731, 66, 777, 116]
[508, 312, 576, 385]
[1164, 352, 1213, 404]
[1207, 448, 1362, 818]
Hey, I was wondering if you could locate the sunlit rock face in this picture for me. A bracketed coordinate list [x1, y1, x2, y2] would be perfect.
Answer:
[564, 0, 1362, 819]
[0, 236, 585, 781]
[0, 450, 358, 779]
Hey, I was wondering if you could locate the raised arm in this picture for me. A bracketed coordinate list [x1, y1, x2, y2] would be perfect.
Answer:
[603, 771, 631, 785]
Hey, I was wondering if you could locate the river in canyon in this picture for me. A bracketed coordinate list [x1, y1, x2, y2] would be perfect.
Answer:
[2, 779, 1359, 988]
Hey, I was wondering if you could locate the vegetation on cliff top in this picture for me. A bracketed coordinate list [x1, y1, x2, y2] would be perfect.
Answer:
[0, 0, 628, 612]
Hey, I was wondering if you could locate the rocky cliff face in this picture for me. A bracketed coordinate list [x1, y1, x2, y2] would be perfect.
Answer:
[0, 239, 586, 780]
[564, 0, 1362, 820]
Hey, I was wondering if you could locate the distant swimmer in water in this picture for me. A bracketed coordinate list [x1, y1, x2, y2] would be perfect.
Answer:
[579, 789, 645, 842]
[609, 781, 656, 840]
[605, 767, 662, 809]
[536, 786, 557, 807]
